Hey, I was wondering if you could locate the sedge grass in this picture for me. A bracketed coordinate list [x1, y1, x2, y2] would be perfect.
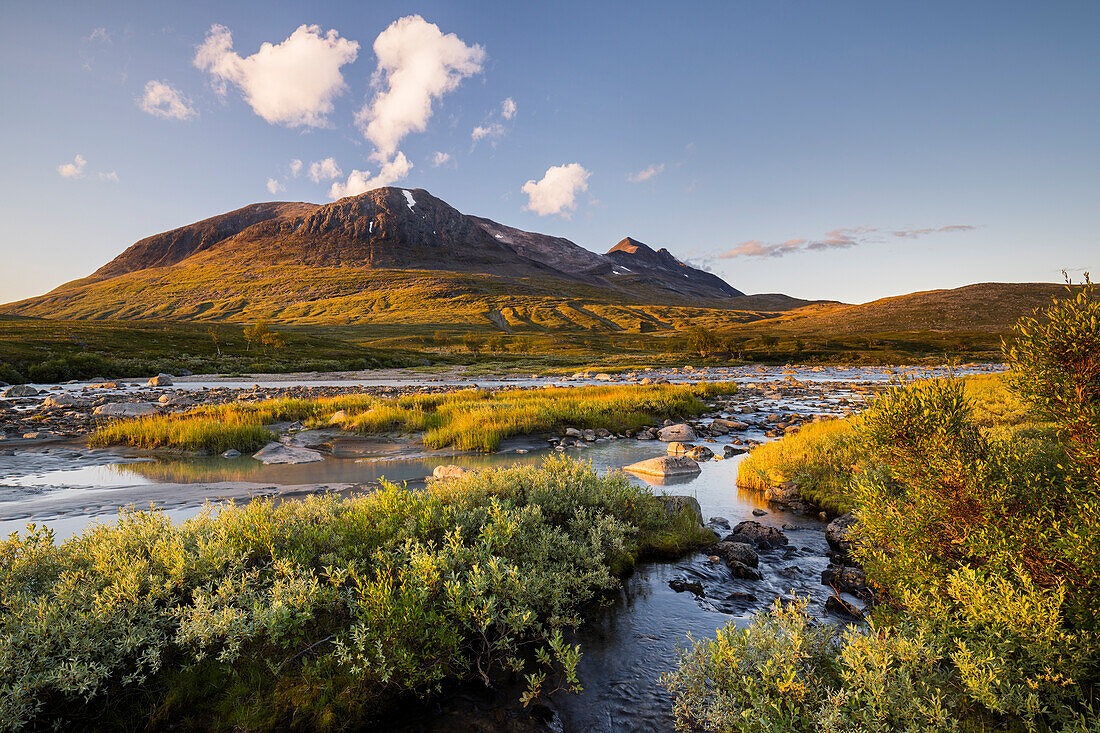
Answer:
[90, 382, 738, 453]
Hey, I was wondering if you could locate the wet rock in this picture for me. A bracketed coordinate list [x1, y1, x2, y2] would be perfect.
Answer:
[710, 541, 759, 567]
[727, 560, 763, 580]
[669, 579, 705, 596]
[725, 520, 789, 550]
[724, 445, 746, 457]
[93, 403, 161, 418]
[726, 591, 758, 602]
[752, 508, 767, 516]
[221, 449, 241, 458]
[764, 479, 800, 505]
[623, 455, 701, 478]
[686, 445, 714, 461]
[777, 566, 803, 578]
[3, 385, 38, 398]
[822, 565, 871, 600]
[564, 427, 583, 439]
[657, 423, 696, 442]
[42, 394, 85, 408]
[825, 595, 863, 620]
[433, 464, 469, 481]
[826, 512, 860, 562]
[252, 442, 324, 465]
[666, 441, 693, 454]
[147, 373, 174, 387]
[708, 516, 731, 530]
[657, 495, 703, 525]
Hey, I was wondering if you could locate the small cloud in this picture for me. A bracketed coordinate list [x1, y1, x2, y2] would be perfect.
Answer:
[471, 122, 505, 142]
[718, 225, 977, 259]
[266, 177, 285, 195]
[308, 157, 342, 183]
[355, 15, 484, 161]
[98, 171, 119, 183]
[627, 163, 664, 183]
[329, 152, 413, 199]
[501, 97, 516, 120]
[289, 159, 303, 177]
[194, 23, 359, 128]
[140, 80, 197, 120]
[87, 27, 110, 43]
[430, 151, 451, 167]
[58, 154, 87, 179]
[521, 163, 590, 218]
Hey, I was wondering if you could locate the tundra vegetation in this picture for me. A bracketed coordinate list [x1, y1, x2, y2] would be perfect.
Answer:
[90, 382, 739, 453]
[0, 457, 714, 730]
[668, 279, 1100, 731]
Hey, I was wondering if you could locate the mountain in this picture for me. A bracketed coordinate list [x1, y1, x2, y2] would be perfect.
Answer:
[2, 187, 773, 327]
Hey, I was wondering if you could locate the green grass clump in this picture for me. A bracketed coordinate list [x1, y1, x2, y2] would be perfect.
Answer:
[736, 417, 860, 513]
[89, 414, 274, 452]
[0, 457, 712, 730]
[91, 383, 738, 453]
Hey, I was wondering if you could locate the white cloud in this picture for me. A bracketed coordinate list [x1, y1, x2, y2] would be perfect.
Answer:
[140, 80, 197, 120]
[627, 163, 664, 183]
[308, 157, 342, 183]
[58, 154, 87, 179]
[194, 23, 359, 128]
[87, 27, 110, 43]
[521, 163, 591, 217]
[289, 159, 303, 177]
[501, 97, 516, 120]
[355, 15, 485, 160]
[471, 122, 505, 142]
[98, 171, 119, 183]
[266, 177, 285, 194]
[430, 151, 451, 167]
[329, 151, 413, 199]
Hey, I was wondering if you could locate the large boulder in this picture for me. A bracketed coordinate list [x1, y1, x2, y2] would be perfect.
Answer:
[93, 402, 161, 418]
[147, 373, 174, 387]
[657, 495, 703, 524]
[657, 424, 696, 442]
[623, 455, 701, 478]
[826, 513, 860, 561]
[2, 385, 38, 398]
[432, 464, 468, 481]
[710, 541, 759, 568]
[252, 442, 324, 465]
[822, 565, 872, 601]
[42, 394, 85, 408]
[724, 520, 789, 550]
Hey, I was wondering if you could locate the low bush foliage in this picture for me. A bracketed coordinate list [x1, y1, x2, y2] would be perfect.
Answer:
[0, 457, 711, 730]
[669, 280, 1100, 730]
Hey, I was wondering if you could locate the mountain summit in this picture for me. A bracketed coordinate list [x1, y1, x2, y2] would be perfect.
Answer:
[4, 187, 749, 324]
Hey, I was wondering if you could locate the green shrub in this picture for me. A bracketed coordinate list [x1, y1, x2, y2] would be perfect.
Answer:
[0, 457, 709, 730]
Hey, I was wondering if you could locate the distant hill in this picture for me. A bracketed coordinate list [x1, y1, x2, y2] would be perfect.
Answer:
[735, 282, 1072, 336]
[3, 187, 788, 328]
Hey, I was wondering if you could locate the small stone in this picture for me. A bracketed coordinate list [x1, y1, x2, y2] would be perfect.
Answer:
[752, 509, 767, 517]
[825, 595, 863, 620]
[669, 579, 705, 596]
[221, 449, 241, 458]
[432, 464, 468, 480]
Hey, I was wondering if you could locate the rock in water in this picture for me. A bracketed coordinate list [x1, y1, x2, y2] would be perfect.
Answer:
[657, 424, 697, 442]
[710, 540, 759, 567]
[657, 495, 703, 524]
[623, 455, 701, 478]
[252, 442, 324, 465]
[825, 595, 863, 620]
[686, 445, 714, 461]
[724, 520, 789, 549]
[432, 464, 468, 480]
[666, 441, 693, 454]
[2, 385, 38, 398]
[147, 373, 174, 387]
[826, 512, 860, 561]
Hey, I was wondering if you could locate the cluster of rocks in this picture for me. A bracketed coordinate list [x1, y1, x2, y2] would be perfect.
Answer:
[820, 513, 871, 619]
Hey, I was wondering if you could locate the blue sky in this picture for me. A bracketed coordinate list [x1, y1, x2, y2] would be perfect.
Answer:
[1, 0, 1097, 304]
